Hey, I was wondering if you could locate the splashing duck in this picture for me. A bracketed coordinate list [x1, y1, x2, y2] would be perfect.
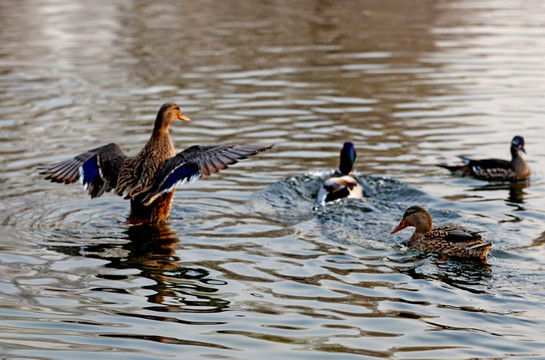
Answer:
[316, 142, 363, 206]
[41, 102, 272, 224]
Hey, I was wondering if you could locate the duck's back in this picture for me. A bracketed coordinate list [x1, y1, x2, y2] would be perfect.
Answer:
[411, 225, 491, 259]
[116, 133, 175, 198]
[464, 158, 514, 180]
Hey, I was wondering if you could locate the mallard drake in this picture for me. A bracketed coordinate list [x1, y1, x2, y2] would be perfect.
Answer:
[316, 142, 363, 206]
[438, 135, 530, 181]
[391, 206, 492, 260]
[41, 102, 272, 224]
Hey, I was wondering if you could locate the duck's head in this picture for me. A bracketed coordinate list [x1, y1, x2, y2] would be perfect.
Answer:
[511, 135, 526, 156]
[391, 205, 433, 234]
[154, 102, 191, 132]
[338, 142, 357, 175]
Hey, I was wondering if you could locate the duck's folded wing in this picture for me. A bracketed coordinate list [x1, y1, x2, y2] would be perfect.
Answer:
[437, 226, 482, 243]
[40, 143, 127, 198]
[460, 157, 511, 168]
[141, 144, 272, 205]
[316, 179, 349, 207]
[459, 157, 514, 179]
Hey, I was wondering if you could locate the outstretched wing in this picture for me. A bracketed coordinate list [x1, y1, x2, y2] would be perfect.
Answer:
[140, 144, 273, 205]
[40, 143, 127, 198]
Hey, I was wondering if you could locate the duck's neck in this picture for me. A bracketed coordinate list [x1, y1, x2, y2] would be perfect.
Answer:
[512, 150, 530, 178]
[512, 151, 526, 166]
[147, 123, 174, 155]
[153, 110, 173, 134]
[152, 120, 172, 138]
[511, 147, 523, 161]
[334, 169, 352, 177]
[338, 156, 354, 175]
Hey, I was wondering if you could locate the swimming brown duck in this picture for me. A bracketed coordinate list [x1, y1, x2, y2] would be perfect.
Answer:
[438, 135, 530, 181]
[316, 142, 363, 206]
[391, 206, 492, 260]
[41, 102, 272, 224]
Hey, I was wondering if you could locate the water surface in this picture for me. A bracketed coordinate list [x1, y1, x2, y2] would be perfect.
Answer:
[1, 0, 545, 358]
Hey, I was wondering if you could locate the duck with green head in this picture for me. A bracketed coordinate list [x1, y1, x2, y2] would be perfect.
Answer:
[316, 142, 362, 206]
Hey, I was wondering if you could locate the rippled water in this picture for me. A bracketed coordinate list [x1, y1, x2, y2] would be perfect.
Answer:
[2, 0, 545, 358]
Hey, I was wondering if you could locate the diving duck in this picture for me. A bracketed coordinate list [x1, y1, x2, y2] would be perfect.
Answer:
[316, 142, 363, 206]
[391, 206, 492, 260]
[41, 102, 272, 224]
[438, 135, 530, 181]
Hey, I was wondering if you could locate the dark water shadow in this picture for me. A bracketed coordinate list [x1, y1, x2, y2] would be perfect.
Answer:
[46, 224, 230, 320]
[468, 181, 530, 205]
[393, 254, 493, 294]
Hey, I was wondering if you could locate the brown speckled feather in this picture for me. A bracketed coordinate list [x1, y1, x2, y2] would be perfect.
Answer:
[115, 132, 176, 199]
[392, 206, 492, 260]
[412, 225, 491, 260]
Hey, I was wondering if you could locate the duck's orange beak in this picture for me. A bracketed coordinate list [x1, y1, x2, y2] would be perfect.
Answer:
[391, 219, 408, 234]
[178, 113, 191, 122]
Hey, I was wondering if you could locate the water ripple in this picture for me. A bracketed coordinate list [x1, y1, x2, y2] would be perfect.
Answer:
[2, 0, 545, 358]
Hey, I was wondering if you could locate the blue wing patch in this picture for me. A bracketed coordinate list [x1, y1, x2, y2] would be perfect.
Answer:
[141, 162, 201, 206]
[78, 155, 107, 198]
[79, 156, 100, 188]
[162, 163, 200, 192]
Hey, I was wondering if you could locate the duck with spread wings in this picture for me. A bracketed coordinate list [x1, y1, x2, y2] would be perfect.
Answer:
[41, 102, 272, 224]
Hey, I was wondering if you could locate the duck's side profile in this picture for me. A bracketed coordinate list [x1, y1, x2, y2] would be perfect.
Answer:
[41, 102, 272, 224]
[391, 206, 492, 260]
[316, 142, 363, 206]
[438, 135, 530, 181]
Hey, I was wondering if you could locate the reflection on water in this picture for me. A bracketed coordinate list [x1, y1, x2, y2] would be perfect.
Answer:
[507, 182, 529, 205]
[398, 256, 493, 293]
[457, 181, 530, 205]
[2, 0, 545, 358]
[48, 224, 231, 315]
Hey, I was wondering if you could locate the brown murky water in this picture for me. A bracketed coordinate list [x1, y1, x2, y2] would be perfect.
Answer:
[2, 0, 545, 358]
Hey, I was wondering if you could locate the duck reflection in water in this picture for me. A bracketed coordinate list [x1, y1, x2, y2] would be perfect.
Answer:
[48, 224, 230, 314]
[401, 256, 492, 292]
[468, 181, 529, 205]
[122, 224, 230, 312]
